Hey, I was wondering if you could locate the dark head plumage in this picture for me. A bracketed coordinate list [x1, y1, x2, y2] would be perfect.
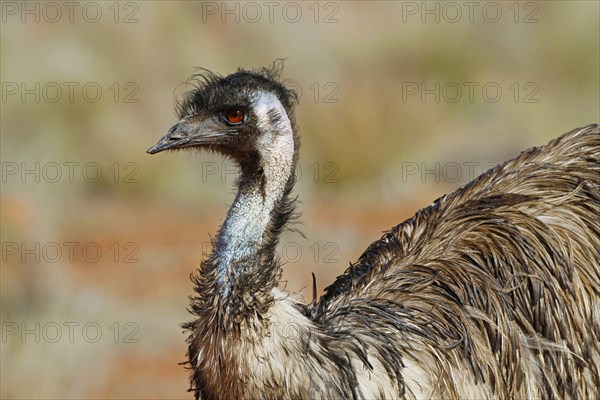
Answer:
[175, 60, 299, 121]
[147, 60, 299, 162]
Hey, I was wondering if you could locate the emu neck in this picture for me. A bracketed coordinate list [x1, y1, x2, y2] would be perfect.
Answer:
[210, 94, 296, 319]
[214, 164, 289, 296]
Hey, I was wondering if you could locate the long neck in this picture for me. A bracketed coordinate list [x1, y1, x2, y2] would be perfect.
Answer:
[214, 153, 294, 297]
[198, 93, 297, 324]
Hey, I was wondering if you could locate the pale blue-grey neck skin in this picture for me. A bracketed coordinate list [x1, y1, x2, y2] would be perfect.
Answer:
[213, 91, 295, 298]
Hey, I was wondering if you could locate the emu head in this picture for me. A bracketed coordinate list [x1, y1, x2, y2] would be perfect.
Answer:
[147, 63, 299, 171]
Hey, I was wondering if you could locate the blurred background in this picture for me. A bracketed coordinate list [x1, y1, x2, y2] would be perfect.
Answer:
[1, 1, 598, 398]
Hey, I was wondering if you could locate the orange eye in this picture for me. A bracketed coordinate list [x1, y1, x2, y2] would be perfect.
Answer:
[224, 109, 246, 125]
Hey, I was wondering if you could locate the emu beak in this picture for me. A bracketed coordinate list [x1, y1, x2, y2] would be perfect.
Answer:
[147, 122, 191, 154]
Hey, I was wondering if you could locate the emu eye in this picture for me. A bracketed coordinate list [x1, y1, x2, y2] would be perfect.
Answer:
[224, 109, 246, 125]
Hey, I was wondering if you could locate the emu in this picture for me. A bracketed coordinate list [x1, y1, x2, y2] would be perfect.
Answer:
[147, 63, 600, 399]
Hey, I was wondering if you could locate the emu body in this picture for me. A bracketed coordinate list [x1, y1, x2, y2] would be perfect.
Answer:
[148, 64, 600, 399]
